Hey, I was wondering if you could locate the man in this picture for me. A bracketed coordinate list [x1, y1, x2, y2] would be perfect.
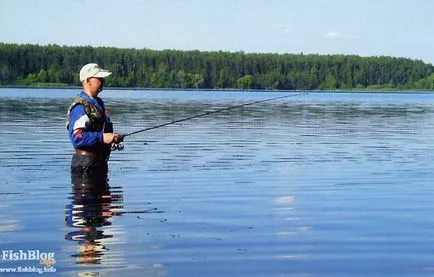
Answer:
[66, 63, 122, 175]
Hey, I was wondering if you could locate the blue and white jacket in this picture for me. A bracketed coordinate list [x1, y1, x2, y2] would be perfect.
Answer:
[66, 92, 113, 154]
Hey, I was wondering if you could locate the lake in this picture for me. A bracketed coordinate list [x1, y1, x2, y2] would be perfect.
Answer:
[1, 88, 434, 276]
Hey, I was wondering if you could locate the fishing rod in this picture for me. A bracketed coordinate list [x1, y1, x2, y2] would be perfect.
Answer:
[120, 91, 309, 139]
[111, 91, 308, 150]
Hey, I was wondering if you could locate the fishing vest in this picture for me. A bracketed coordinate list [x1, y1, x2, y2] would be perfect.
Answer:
[66, 97, 105, 132]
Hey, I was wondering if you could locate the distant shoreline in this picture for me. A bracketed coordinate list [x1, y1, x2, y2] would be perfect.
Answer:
[2, 43, 433, 91]
[0, 85, 432, 94]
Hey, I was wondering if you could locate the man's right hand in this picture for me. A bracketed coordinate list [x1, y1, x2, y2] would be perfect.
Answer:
[113, 133, 125, 143]
[103, 133, 124, 144]
[103, 133, 116, 144]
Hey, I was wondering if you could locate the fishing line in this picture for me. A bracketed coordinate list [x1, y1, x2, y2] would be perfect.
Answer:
[121, 91, 309, 138]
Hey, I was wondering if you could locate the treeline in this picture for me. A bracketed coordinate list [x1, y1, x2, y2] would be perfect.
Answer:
[0, 43, 433, 90]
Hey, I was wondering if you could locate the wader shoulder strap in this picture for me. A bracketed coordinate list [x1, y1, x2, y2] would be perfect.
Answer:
[66, 97, 103, 129]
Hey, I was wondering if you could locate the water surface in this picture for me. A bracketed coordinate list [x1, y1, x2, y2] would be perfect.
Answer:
[1, 88, 434, 276]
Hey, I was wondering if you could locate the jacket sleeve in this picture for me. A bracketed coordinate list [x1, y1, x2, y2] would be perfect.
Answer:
[68, 104, 104, 149]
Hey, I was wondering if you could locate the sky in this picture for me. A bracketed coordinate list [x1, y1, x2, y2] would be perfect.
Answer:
[1, 0, 434, 64]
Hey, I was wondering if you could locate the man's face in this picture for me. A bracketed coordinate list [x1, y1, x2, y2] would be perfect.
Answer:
[87, 77, 104, 95]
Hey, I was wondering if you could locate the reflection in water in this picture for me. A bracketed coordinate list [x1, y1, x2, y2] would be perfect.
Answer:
[3, 91, 434, 276]
[65, 169, 124, 266]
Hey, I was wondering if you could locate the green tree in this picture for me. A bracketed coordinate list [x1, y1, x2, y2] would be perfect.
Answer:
[415, 73, 434, 90]
[0, 43, 433, 90]
[236, 75, 254, 89]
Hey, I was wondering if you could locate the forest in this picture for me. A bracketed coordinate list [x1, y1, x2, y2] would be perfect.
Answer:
[0, 43, 433, 90]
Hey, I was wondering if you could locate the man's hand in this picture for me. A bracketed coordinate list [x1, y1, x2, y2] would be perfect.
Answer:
[113, 133, 125, 143]
[103, 133, 116, 144]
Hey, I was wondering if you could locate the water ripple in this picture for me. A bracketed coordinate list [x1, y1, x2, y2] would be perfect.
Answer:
[2, 90, 434, 276]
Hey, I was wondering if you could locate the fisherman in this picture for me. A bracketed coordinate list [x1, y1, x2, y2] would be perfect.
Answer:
[66, 63, 122, 176]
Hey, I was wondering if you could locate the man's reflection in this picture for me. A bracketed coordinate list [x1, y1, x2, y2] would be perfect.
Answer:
[65, 169, 123, 265]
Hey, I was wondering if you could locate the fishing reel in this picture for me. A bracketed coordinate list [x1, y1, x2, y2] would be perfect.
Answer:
[111, 142, 124, 151]
[111, 133, 127, 151]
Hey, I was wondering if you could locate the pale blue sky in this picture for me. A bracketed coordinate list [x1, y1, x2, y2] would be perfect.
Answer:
[1, 0, 434, 64]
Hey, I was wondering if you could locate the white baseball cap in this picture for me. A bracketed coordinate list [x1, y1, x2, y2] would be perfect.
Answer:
[79, 63, 112, 82]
